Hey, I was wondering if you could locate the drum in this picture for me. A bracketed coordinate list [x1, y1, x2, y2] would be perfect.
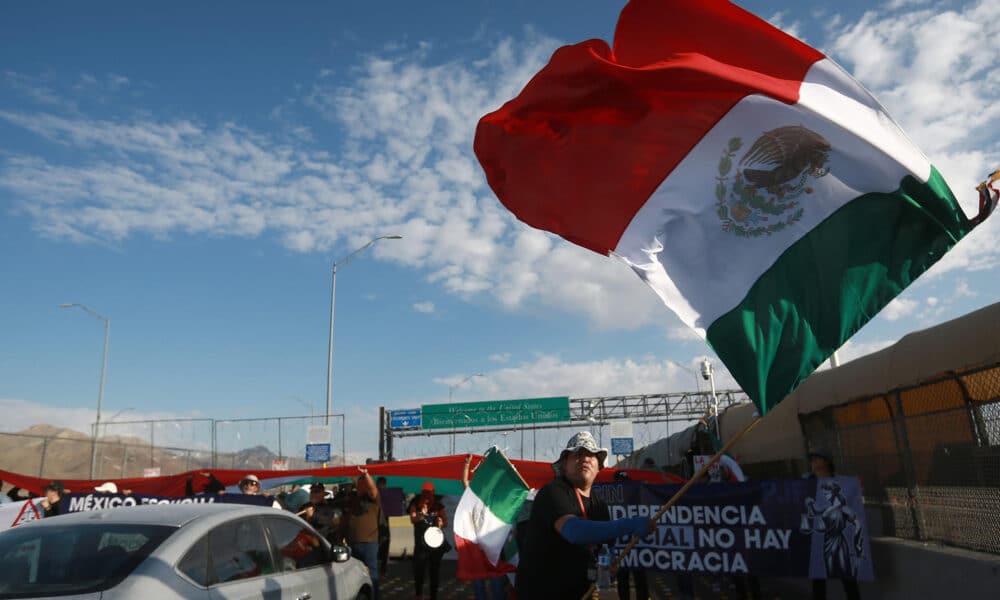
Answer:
[422, 526, 444, 549]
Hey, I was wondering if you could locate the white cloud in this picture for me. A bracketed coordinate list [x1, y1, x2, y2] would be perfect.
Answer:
[468, 354, 733, 400]
[413, 301, 435, 314]
[882, 297, 919, 321]
[488, 353, 511, 363]
[2, 2, 997, 335]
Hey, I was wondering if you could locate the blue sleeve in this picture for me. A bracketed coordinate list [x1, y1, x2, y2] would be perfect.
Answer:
[559, 516, 649, 545]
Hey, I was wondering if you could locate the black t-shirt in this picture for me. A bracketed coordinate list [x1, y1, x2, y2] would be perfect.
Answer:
[515, 477, 609, 600]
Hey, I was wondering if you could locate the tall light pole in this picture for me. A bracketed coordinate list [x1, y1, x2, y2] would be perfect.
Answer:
[700, 358, 720, 439]
[448, 373, 483, 454]
[60, 303, 110, 480]
[326, 234, 402, 426]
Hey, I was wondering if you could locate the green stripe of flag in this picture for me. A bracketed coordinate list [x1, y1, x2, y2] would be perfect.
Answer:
[707, 167, 972, 413]
[469, 448, 530, 524]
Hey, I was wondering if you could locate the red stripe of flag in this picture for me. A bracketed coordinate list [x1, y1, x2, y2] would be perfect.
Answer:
[474, 0, 824, 255]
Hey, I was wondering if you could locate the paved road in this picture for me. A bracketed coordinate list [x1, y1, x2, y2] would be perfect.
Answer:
[376, 558, 807, 599]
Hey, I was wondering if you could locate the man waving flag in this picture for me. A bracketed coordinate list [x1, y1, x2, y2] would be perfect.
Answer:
[475, 0, 994, 413]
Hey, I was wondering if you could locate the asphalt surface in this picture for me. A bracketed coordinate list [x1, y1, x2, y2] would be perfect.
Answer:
[376, 558, 811, 599]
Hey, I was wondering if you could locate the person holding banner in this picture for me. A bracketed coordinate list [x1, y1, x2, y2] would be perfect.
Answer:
[39, 481, 64, 518]
[806, 449, 862, 600]
[515, 432, 651, 600]
[408, 480, 448, 600]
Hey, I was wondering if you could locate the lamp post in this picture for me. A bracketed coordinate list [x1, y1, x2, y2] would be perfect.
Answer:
[60, 303, 110, 480]
[700, 358, 720, 438]
[448, 373, 483, 454]
[326, 234, 402, 426]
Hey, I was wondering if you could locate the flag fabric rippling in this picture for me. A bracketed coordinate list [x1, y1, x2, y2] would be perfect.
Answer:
[475, 0, 986, 412]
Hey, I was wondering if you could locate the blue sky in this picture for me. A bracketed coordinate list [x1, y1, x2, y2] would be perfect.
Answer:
[2, 0, 998, 462]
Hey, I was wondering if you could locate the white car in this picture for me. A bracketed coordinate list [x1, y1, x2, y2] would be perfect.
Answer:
[0, 503, 372, 599]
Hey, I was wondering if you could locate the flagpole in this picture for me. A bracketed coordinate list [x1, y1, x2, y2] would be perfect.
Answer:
[579, 415, 764, 600]
[495, 446, 531, 491]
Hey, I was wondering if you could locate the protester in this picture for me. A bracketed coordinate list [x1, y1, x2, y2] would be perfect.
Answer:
[238, 474, 262, 495]
[39, 481, 64, 517]
[375, 476, 392, 578]
[462, 454, 508, 600]
[343, 467, 382, 599]
[807, 449, 862, 600]
[408, 480, 448, 600]
[284, 486, 311, 513]
[309, 482, 328, 506]
[515, 432, 651, 599]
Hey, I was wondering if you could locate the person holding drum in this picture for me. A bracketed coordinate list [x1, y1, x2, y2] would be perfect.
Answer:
[408, 480, 449, 600]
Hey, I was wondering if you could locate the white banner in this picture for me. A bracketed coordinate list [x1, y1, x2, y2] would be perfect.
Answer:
[0, 499, 43, 534]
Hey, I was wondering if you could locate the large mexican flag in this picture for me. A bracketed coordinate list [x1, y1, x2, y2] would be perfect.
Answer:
[474, 0, 986, 412]
[453, 448, 530, 581]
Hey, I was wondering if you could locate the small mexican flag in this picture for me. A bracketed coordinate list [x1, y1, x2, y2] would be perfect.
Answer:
[454, 448, 530, 581]
[475, 0, 990, 413]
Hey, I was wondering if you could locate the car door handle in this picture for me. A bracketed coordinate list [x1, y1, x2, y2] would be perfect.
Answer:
[297, 594, 311, 600]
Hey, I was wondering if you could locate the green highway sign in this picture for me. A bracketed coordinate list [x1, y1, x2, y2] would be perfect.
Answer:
[420, 396, 571, 429]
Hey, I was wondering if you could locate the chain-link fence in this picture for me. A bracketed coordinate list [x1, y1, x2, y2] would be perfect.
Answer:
[800, 361, 1000, 555]
[0, 414, 348, 481]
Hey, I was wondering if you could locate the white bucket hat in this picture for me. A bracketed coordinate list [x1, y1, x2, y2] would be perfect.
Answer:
[552, 431, 609, 475]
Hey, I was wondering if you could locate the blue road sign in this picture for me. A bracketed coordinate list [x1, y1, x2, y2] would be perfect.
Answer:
[305, 443, 331, 463]
[390, 408, 422, 429]
[611, 437, 634, 456]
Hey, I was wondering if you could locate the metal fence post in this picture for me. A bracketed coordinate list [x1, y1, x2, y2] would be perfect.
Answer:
[892, 390, 923, 540]
[952, 370, 990, 448]
[378, 407, 386, 462]
[121, 445, 128, 478]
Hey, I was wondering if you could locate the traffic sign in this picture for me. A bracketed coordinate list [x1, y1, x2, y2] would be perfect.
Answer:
[610, 420, 634, 456]
[611, 437, 634, 455]
[305, 443, 331, 463]
[389, 408, 422, 429]
[421, 397, 570, 429]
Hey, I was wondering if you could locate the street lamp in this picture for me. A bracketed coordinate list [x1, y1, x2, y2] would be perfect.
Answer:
[326, 234, 402, 426]
[700, 358, 720, 438]
[448, 373, 484, 454]
[60, 303, 110, 480]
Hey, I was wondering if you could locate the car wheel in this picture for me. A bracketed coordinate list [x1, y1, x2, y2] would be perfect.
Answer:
[354, 590, 371, 600]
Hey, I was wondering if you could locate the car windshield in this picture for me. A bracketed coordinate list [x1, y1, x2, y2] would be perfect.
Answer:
[0, 523, 177, 598]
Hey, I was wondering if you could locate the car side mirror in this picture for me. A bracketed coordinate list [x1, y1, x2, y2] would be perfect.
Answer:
[329, 544, 351, 563]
